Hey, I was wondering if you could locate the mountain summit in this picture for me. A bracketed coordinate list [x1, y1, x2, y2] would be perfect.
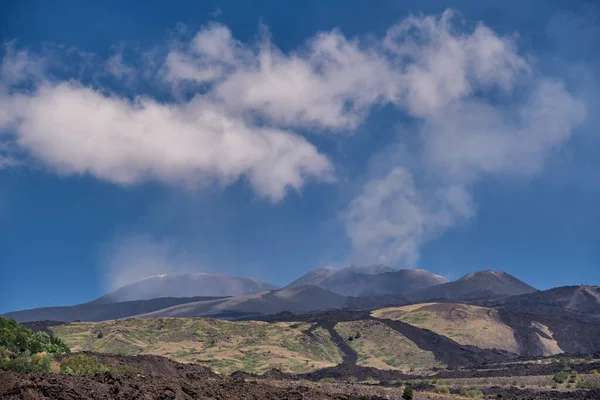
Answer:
[407, 270, 537, 302]
[96, 273, 279, 303]
[286, 266, 447, 296]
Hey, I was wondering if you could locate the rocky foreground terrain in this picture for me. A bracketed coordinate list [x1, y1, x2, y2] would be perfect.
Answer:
[2, 352, 600, 399]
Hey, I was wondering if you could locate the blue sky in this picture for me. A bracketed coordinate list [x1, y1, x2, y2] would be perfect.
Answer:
[0, 0, 598, 313]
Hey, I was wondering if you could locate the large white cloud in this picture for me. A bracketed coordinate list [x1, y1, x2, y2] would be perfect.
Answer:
[0, 81, 332, 201]
[0, 10, 587, 260]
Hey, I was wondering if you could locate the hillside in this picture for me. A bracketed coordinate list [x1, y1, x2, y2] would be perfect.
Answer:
[286, 266, 447, 296]
[135, 286, 348, 319]
[96, 273, 279, 303]
[50, 318, 342, 374]
[370, 300, 600, 358]
[334, 320, 443, 371]
[485, 285, 600, 320]
[406, 270, 537, 302]
[49, 306, 528, 375]
[372, 303, 521, 353]
[2, 296, 225, 323]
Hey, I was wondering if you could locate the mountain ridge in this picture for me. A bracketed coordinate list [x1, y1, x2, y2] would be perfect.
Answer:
[2, 268, 572, 324]
[405, 270, 537, 302]
[286, 266, 447, 296]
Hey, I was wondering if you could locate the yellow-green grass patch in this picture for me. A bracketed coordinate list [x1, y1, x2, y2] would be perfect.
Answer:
[51, 318, 342, 374]
[334, 320, 444, 371]
[372, 303, 519, 353]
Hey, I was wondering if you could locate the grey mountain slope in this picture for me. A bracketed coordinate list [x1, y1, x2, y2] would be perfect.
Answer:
[285, 267, 339, 288]
[134, 285, 348, 319]
[1, 296, 224, 323]
[286, 266, 447, 296]
[407, 270, 537, 302]
[96, 273, 279, 303]
[486, 284, 600, 319]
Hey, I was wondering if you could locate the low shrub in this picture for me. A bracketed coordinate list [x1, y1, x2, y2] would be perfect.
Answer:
[0, 353, 52, 373]
[434, 385, 450, 394]
[59, 354, 109, 374]
[319, 377, 335, 383]
[553, 371, 569, 384]
[402, 385, 413, 400]
[576, 380, 600, 389]
[0, 346, 10, 359]
[459, 389, 483, 399]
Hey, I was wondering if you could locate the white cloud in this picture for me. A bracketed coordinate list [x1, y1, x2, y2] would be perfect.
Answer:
[422, 80, 586, 182]
[345, 168, 474, 266]
[106, 50, 134, 80]
[163, 24, 242, 85]
[1, 82, 331, 201]
[212, 29, 397, 130]
[0, 43, 47, 85]
[161, 23, 398, 130]
[342, 11, 585, 266]
[0, 154, 17, 169]
[0, 9, 587, 253]
[383, 11, 529, 117]
[0, 29, 338, 201]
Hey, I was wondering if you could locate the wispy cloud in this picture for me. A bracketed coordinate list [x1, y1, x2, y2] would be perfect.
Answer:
[105, 45, 135, 81]
[343, 11, 586, 267]
[0, 141, 21, 169]
[100, 234, 205, 291]
[345, 168, 475, 265]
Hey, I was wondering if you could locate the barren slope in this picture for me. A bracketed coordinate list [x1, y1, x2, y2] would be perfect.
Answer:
[372, 303, 520, 353]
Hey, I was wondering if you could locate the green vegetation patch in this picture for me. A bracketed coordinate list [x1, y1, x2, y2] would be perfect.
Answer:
[0, 317, 70, 373]
[59, 354, 109, 374]
[0, 317, 70, 356]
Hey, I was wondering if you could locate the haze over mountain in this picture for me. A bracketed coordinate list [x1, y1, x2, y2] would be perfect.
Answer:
[406, 270, 537, 302]
[95, 273, 279, 303]
[286, 266, 447, 296]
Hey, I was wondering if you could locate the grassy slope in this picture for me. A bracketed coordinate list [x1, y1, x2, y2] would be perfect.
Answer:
[372, 303, 520, 353]
[334, 320, 444, 371]
[51, 318, 342, 374]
